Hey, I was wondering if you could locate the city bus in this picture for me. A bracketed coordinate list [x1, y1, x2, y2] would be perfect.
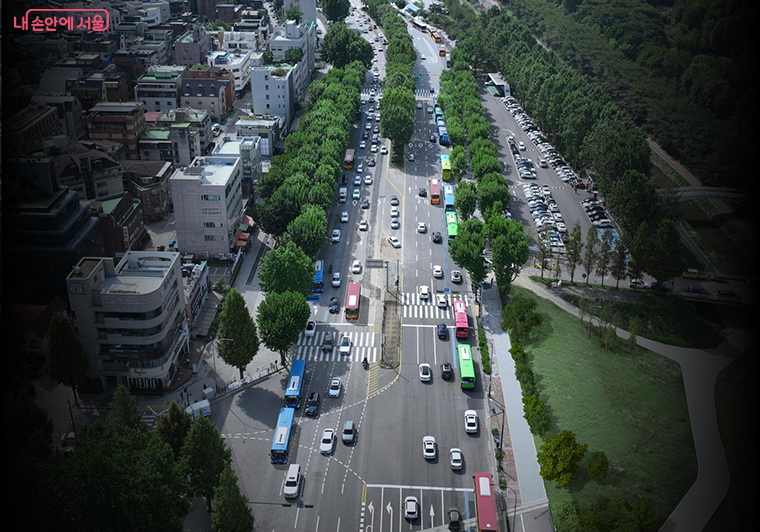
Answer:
[345, 282, 361, 320]
[434, 107, 443, 119]
[457, 344, 475, 389]
[443, 184, 455, 212]
[312, 259, 325, 293]
[439, 45, 446, 56]
[473, 473, 499, 531]
[430, 178, 441, 205]
[270, 407, 295, 464]
[344, 148, 355, 170]
[446, 211, 458, 241]
[411, 19, 427, 32]
[441, 153, 451, 181]
[453, 299, 469, 340]
[438, 126, 449, 146]
[284, 359, 306, 408]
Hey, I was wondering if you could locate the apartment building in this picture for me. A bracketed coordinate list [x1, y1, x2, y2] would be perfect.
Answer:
[156, 108, 213, 154]
[211, 136, 262, 195]
[31, 94, 87, 141]
[174, 26, 211, 66]
[5, 105, 64, 156]
[180, 78, 229, 121]
[87, 102, 147, 160]
[121, 160, 174, 222]
[207, 49, 252, 95]
[135, 66, 186, 112]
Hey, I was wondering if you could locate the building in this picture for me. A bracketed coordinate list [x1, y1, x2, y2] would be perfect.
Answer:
[122, 0, 172, 26]
[170, 156, 243, 257]
[135, 66, 186, 113]
[5, 105, 64, 156]
[221, 30, 258, 52]
[235, 115, 284, 157]
[7, 295, 69, 376]
[87, 102, 147, 160]
[207, 49, 252, 95]
[39, 67, 84, 94]
[138, 124, 203, 166]
[180, 78, 229, 120]
[190, 0, 217, 22]
[174, 26, 211, 66]
[66, 251, 189, 390]
[216, 4, 242, 23]
[121, 160, 174, 222]
[54, 148, 125, 201]
[89, 192, 147, 257]
[250, 60, 298, 127]
[182, 261, 210, 329]
[266, 18, 317, 103]
[283, 0, 316, 23]
[156, 108, 213, 154]
[211, 136, 262, 195]
[31, 94, 88, 141]
[184, 64, 235, 114]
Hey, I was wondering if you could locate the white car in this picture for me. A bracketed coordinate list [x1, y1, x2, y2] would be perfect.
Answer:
[450, 270, 462, 283]
[390, 206, 400, 217]
[283, 464, 301, 498]
[422, 436, 436, 460]
[329, 376, 342, 397]
[331, 271, 341, 288]
[519, 141, 526, 150]
[370, 144, 378, 153]
[421, 55, 426, 60]
[305, 320, 316, 337]
[352, 189, 361, 200]
[464, 410, 479, 434]
[351, 260, 362, 274]
[365, 122, 372, 130]
[433, 265, 443, 278]
[417, 222, 427, 233]
[364, 175, 372, 185]
[357, 163, 364, 173]
[331, 229, 341, 243]
[381, 145, 388, 154]
[339, 335, 351, 355]
[359, 219, 369, 231]
[449, 448, 463, 470]
[387, 236, 401, 248]
[320, 428, 335, 454]
[419, 363, 432, 382]
[436, 294, 448, 308]
[354, 175, 362, 186]
[360, 140, 366, 149]
[552, 212, 563, 222]
[419, 285, 430, 300]
[404, 496, 419, 520]
[556, 222, 567, 233]
[341, 211, 349, 222]
[390, 218, 400, 229]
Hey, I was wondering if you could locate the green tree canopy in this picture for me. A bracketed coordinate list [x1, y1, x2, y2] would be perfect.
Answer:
[44, 311, 89, 402]
[217, 289, 260, 379]
[156, 401, 193, 460]
[258, 240, 314, 295]
[323, 0, 350, 22]
[284, 204, 328, 258]
[537, 430, 588, 488]
[322, 22, 374, 68]
[285, 7, 303, 24]
[488, 217, 530, 288]
[284, 47, 304, 64]
[454, 180, 478, 220]
[256, 291, 311, 367]
[212, 466, 255, 532]
[182, 416, 231, 514]
[107, 385, 143, 429]
[449, 218, 487, 283]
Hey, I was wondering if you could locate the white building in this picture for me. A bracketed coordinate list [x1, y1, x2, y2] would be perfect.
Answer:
[250, 59, 298, 127]
[235, 116, 284, 157]
[66, 251, 189, 390]
[207, 49, 253, 95]
[222, 31, 258, 52]
[211, 136, 262, 194]
[268, 19, 317, 101]
[170, 156, 244, 258]
[283, 0, 316, 24]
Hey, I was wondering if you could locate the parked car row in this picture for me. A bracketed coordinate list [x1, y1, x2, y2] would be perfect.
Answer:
[523, 183, 567, 253]
[580, 198, 614, 229]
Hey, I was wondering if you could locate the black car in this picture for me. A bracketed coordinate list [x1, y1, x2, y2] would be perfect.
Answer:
[437, 323, 448, 340]
[322, 334, 334, 352]
[341, 174, 347, 185]
[419, 188, 427, 197]
[305, 392, 321, 416]
[718, 290, 739, 298]
[429, 134, 436, 142]
[361, 198, 370, 209]
[685, 285, 708, 295]
[432, 231, 442, 244]
[440, 362, 453, 379]
[328, 297, 340, 313]
[363, 131, 369, 139]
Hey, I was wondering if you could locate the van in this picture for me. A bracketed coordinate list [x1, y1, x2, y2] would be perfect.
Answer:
[342, 420, 357, 444]
[339, 187, 348, 203]
[185, 399, 211, 419]
[283, 464, 301, 498]
[683, 269, 708, 280]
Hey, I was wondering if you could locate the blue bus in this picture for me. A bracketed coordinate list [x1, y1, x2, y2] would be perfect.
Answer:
[284, 359, 306, 408]
[270, 407, 295, 464]
[313, 259, 325, 293]
[444, 184, 455, 212]
[438, 126, 449, 146]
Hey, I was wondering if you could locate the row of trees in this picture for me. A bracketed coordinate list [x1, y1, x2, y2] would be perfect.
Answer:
[11, 385, 253, 531]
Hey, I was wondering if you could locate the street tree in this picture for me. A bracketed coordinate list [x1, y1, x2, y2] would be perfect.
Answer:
[448, 218, 487, 284]
[488, 216, 529, 289]
[470, 153, 501, 182]
[565, 222, 583, 283]
[586, 450, 609, 481]
[322, 0, 350, 23]
[156, 401, 194, 460]
[537, 430, 588, 488]
[321, 23, 373, 68]
[501, 294, 543, 345]
[477, 173, 511, 216]
[450, 146, 468, 181]
[182, 416, 232, 515]
[212, 466, 255, 532]
[285, 7, 303, 24]
[284, 204, 328, 258]
[595, 229, 614, 287]
[256, 291, 311, 367]
[583, 225, 599, 285]
[380, 86, 416, 155]
[258, 240, 314, 295]
[454, 180, 478, 220]
[609, 238, 628, 289]
[648, 218, 685, 283]
[535, 227, 554, 279]
[107, 385, 143, 429]
[217, 289, 260, 380]
[44, 311, 89, 404]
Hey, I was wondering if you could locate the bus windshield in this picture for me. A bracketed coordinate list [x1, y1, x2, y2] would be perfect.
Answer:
[457, 344, 475, 389]
[345, 282, 361, 319]
[270, 408, 295, 463]
[313, 260, 325, 292]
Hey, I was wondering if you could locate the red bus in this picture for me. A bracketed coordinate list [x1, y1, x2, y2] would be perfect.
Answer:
[453, 300, 469, 339]
[412, 19, 427, 32]
[430, 178, 440, 205]
[473, 473, 499, 531]
[345, 282, 361, 320]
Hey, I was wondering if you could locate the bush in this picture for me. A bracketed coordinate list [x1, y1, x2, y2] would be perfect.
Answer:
[510, 342, 528, 364]
[514, 360, 537, 397]
[523, 394, 551, 436]
[478, 321, 491, 374]
[586, 450, 609, 481]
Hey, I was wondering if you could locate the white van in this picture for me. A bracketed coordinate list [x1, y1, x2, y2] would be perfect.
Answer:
[283, 464, 301, 498]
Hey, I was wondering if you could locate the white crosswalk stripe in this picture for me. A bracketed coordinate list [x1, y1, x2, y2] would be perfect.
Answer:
[294, 331, 379, 363]
[401, 293, 469, 320]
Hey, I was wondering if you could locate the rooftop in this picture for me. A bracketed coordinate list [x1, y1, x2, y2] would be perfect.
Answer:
[141, 128, 171, 141]
[101, 252, 179, 296]
[171, 156, 240, 187]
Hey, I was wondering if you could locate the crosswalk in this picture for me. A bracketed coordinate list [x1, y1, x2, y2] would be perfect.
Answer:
[295, 330, 379, 363]
[401, 293, 470, 320]
[360, 87, 435, 99]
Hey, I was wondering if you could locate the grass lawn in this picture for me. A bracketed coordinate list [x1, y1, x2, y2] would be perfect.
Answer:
[510, 286, 697, 525]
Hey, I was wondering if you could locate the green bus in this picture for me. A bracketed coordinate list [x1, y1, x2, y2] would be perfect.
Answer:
[446, 211, 459, 241]
[457, 344, 475, 389]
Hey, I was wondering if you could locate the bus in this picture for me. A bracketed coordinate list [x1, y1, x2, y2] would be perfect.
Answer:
[270, 407, 296, 464]
[453, 300, 469, 340]
[438, 126, 449, 146]
[313, 259, 325, 293]
[439, 45, 446, 56]
[345, 282, 361, 320]
[412, 19, 427, 32]
[284, 359, 306, 408]
[434, 107, 443, 119]
[430, 178, 441, 205]
[446, 211, 458, 241]
[473, 473, 499, 531]
[441, 154, 451, 181]
[457, 344, 475, 389]
[344, 149, 355, 170]
[443, 184, 455, 212]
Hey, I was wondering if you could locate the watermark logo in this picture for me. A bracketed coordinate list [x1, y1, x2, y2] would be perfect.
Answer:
[14, 9, 110, 32]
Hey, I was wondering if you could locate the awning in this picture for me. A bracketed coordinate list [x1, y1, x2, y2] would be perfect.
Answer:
[242, 214, 254, 226]
[238, 223, 249, 231]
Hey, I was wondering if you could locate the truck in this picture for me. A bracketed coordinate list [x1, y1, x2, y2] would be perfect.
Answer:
[185, 399, 211, 420]
[339, 187, 348, 203]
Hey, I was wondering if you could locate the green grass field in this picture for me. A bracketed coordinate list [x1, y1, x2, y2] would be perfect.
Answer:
[510, 286, 698, 525]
